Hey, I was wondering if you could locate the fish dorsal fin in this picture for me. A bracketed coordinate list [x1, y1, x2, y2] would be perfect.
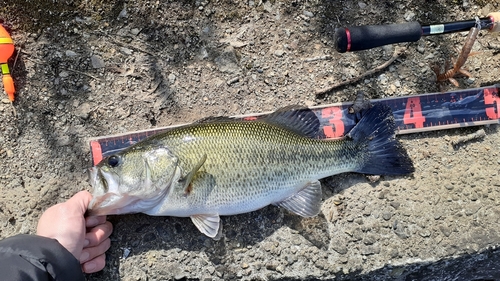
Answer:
[275, 180, 322, 217]
[179, 154, 207, 195]
[262, 105, 320, 138]
[190, 214, 222, 240]
[194, 116, 235, 124]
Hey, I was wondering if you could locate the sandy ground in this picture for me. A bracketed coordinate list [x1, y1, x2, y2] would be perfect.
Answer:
[1, 0, 500, 280]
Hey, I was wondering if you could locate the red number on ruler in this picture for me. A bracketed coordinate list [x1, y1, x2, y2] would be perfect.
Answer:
[321, 106, 344, 138]
[403, 97, 425, 128]
[90, 140, 103, 165]
[484, 88, 500, 119]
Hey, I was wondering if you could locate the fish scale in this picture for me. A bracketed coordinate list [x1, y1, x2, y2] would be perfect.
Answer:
[88, 104, 414, 238]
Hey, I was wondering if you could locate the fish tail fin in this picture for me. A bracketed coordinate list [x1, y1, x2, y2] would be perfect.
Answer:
[348, 103, 414, 175]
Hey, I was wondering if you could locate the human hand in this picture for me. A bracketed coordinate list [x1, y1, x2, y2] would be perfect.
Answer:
[36, 191, 113, 273]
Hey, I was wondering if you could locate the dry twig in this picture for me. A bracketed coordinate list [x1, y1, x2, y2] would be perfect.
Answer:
[315, 47, 406, 96]
[65, 69, 103, 81]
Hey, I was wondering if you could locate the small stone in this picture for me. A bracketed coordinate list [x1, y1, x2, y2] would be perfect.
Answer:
[174, 273, 187, 280]
[363, 234, 377, 245]
[168, 73, 176, 84]
[265, 261, 279, 271]
[227, 76, 240, 85]
[241, 263, 249, 269]
[5, 149, 13, 158]
[120, 47, 133, 55]
[331, 243, 348, 255]
[390, 202, 400, 209]
[130, 28, 141, 35]
[91, 55, 105, 68]
[275, 265, 284, 274]
[417, 43, 425, 54]
[122, 248, 131, 259]
[118, 6, 128, 19]
[382, 212, 393, 221]
[465, 204, 480, 216]
[65, 50, 78, 57]
[368, 175, 380, 183]
[59, 71, 69, 78]
[229, 41, 247, 48]
[419, 229, 431, 238]
[56, 136, 71, 146]
[358, 2, 367, 9]
[75, 102, 93, 119]
[439, 225, 452, 237]
[274, 50, 285, 57]
[360, 245, 380, 255]
[404, 11, 416, 21]
[303, 10, 314, 17]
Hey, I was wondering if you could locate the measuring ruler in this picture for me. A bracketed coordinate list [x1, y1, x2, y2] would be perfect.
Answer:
[90, 84, 500, 166]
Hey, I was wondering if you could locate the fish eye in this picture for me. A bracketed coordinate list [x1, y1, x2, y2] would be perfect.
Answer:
[107, 155, 121, 167]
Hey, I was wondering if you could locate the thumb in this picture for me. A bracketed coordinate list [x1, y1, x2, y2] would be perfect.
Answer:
[64, 190, 93, 214]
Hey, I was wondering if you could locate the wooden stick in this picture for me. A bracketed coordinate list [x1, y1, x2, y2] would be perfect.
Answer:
[315, 47, 406, 96]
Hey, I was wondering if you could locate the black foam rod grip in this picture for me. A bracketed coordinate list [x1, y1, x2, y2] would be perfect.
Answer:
[335, 22, 422, 53]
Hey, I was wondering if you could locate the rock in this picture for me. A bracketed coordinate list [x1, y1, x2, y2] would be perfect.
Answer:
[331, 243, 348, 255]
[168, 73, 176, 84]
[214, 47, 240, 74]
[440, 225, 452, 237]
[419, 229, 431, 238]
[122, 248, 131, 259]
[404, 11, 416, 21]
[56, 136, 71, 146]
[120, 47, 133, 55]
[5, 149, 13, 158]
[363, 234, 377, 245]
[274, 49, 285, 57]
[303, 10, 314, 18]
[75, 102, 93, 119]
[65, 50, 78, 57]
[130, 28, 141, 35]
[265, 261, 279, 271]
[390, 202, 401, 209]
[229, 41, 247, 48]
[383, 212, 393, 221]
[360, 245, 380, 255]
[91, 55, 105, 68]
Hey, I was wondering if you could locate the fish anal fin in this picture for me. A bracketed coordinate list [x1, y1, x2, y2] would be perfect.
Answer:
[190, 214, 222, 240]
[275, 180, 322, 217]
[262, 105, 320, 138]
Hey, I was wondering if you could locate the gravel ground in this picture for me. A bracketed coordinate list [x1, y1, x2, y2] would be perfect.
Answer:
[1, 0, 500, 280]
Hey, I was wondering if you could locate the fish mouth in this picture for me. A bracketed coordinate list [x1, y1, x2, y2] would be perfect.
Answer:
[87, 192, 123, 216]
[87, 167, 123, 215]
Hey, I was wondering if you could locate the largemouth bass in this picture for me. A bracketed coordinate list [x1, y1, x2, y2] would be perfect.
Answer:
[88, 104, 414, 239]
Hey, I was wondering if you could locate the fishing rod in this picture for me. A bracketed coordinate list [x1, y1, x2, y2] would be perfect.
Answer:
[335, 12, 500, 52]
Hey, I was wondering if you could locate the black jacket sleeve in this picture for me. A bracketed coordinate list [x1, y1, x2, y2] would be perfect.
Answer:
[0, 234, 85, 281]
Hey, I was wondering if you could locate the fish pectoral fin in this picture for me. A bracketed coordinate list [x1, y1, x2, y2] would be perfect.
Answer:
[180, 154, 207, 195]
[190, 214, 222, 240]
[275, 180, 322, 217]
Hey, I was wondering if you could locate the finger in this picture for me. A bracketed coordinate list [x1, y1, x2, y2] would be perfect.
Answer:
[85, 215, 107, 228]
[85, 221, 113, 247]
[65, 191, 93, 214]
[80, 237, 111, 263]
[82, 253, 106, 274]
